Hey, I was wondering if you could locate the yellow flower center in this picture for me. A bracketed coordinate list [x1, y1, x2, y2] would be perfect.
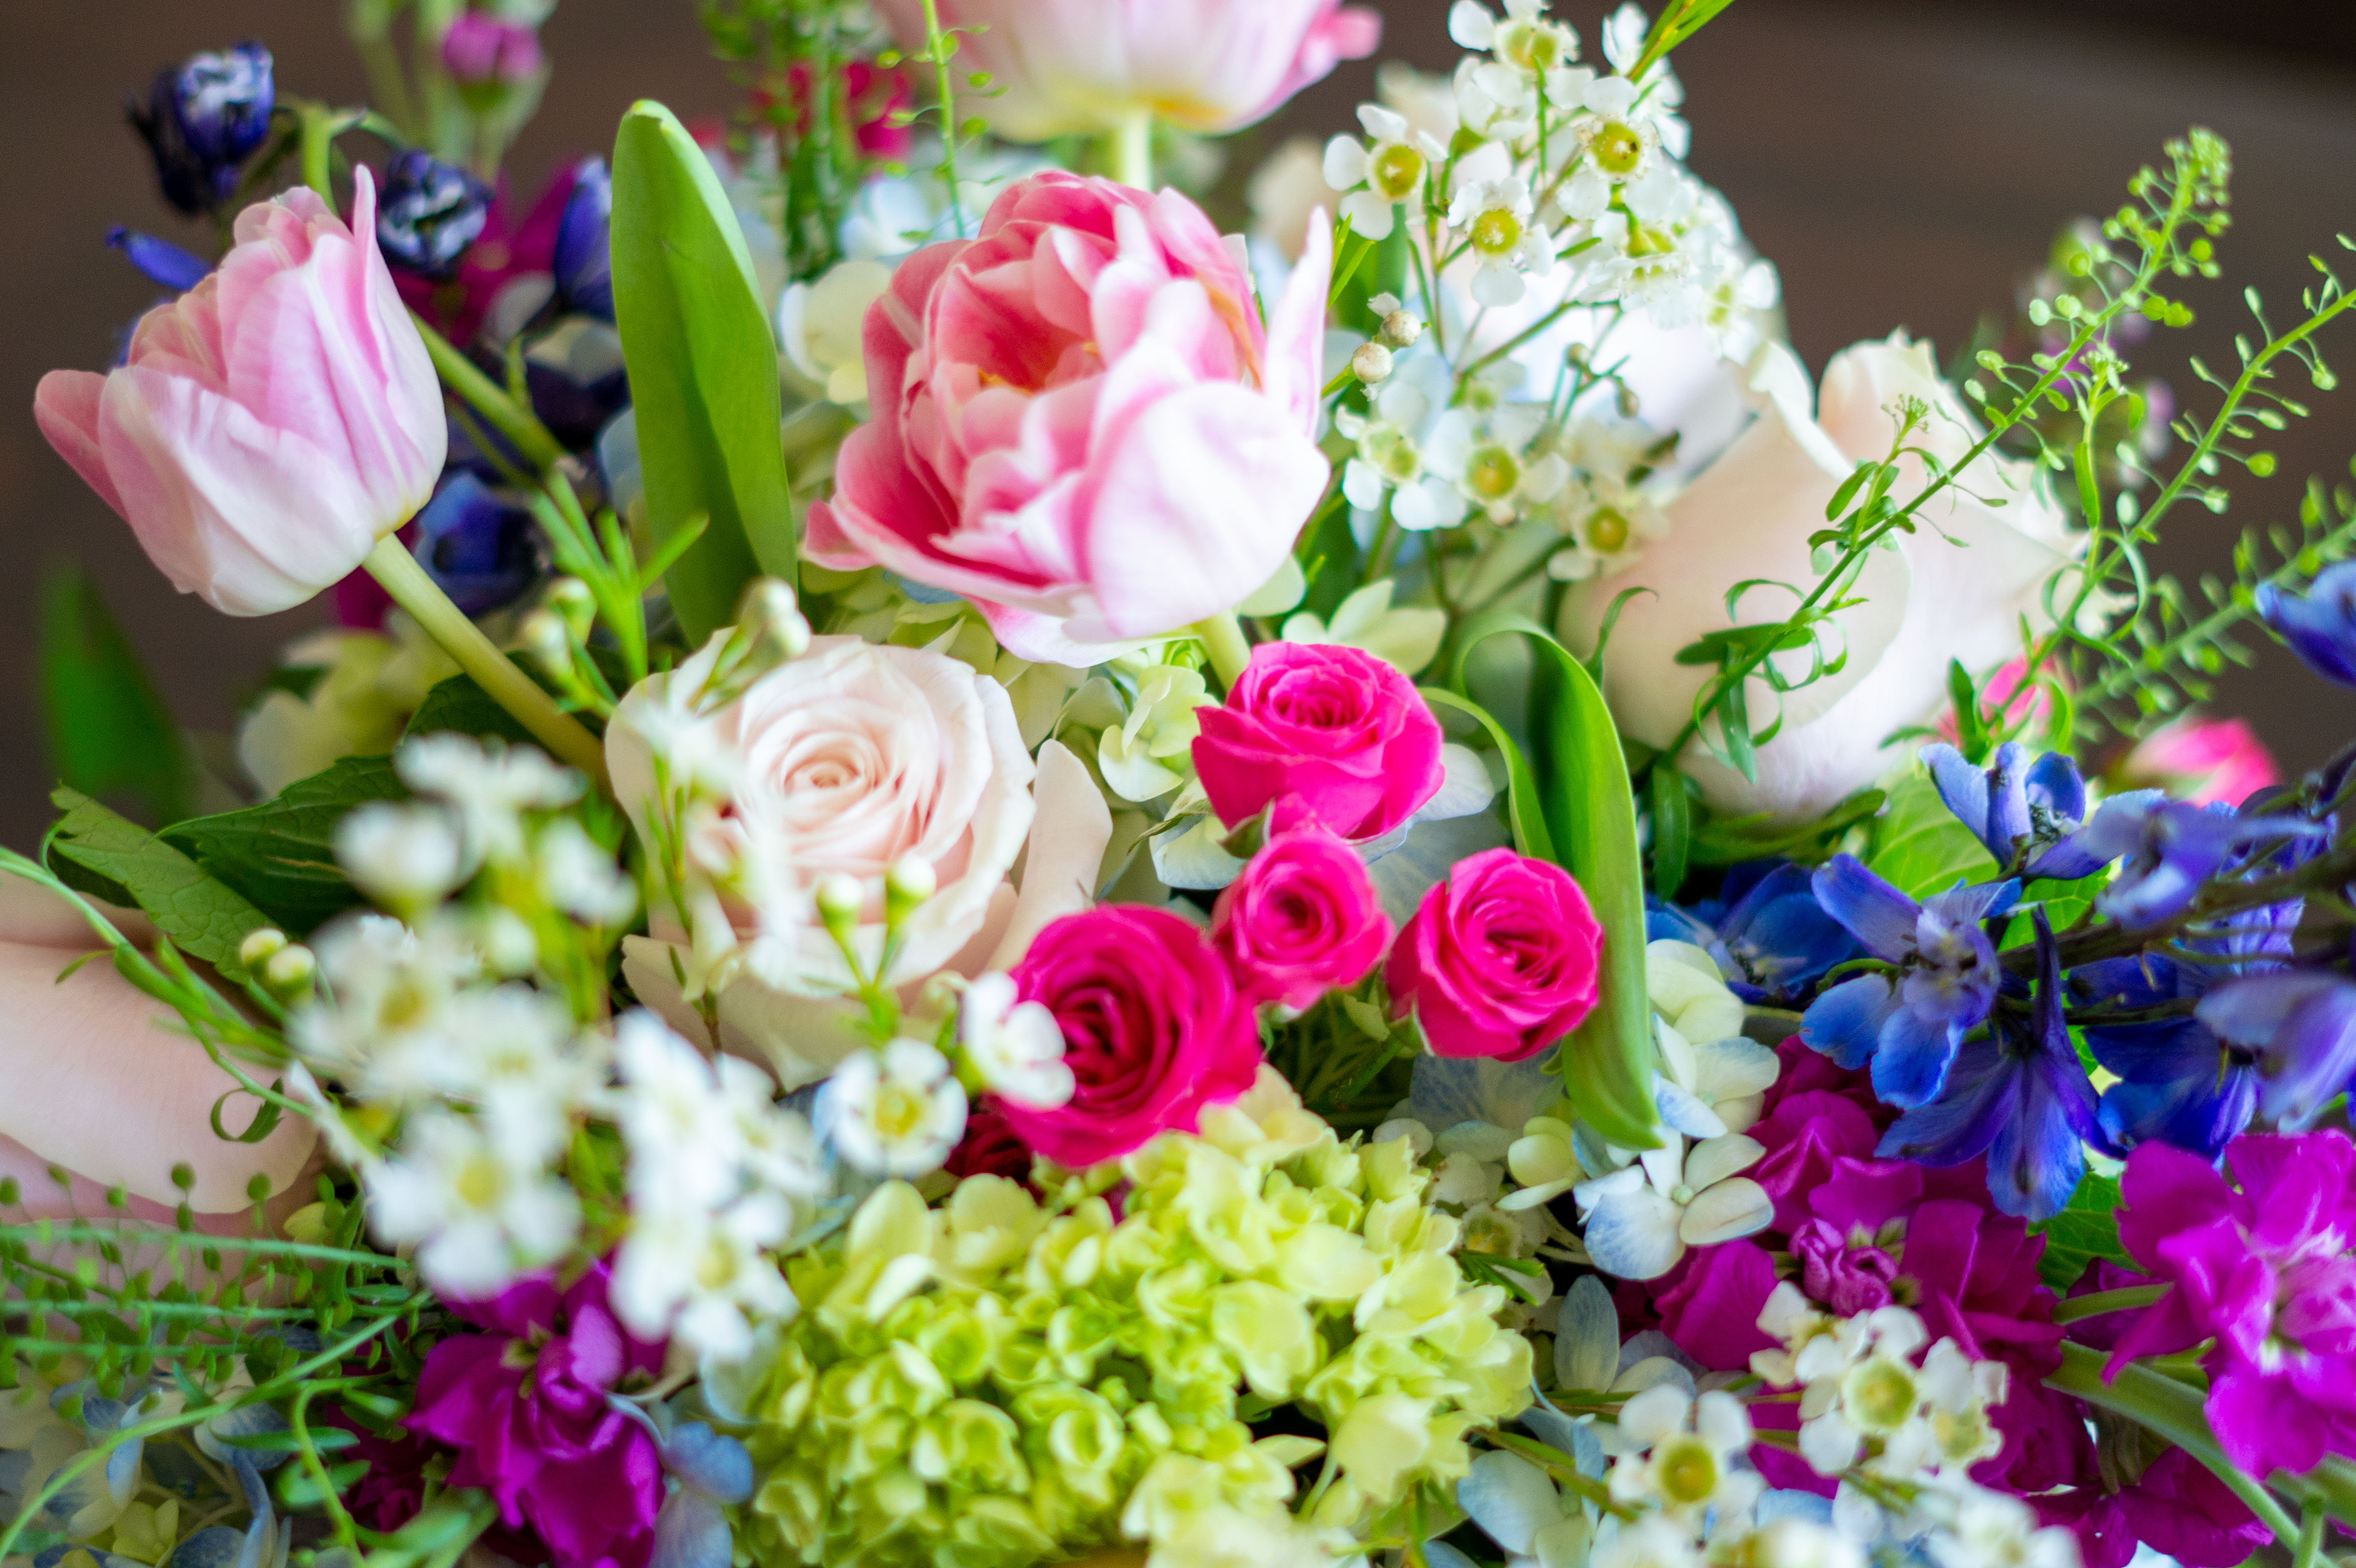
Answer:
[1470, 207, 1523, 258]
[1371, 143, 1425, 202]
[1499, 21, 1569, 74]
[1466, 445, 1521, 501]
[1655, 1434, 1718, 1504]
[1586, 506, 1631, 552]
[1591, 120, 1646, 178]
[873, 1083, 929, 1143]
[1843, 1356, 1920, 1434]
[455, 1153, 506, 1210]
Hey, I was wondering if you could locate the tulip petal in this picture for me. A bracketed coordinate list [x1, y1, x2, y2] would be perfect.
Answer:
[32, 371, 123, 515]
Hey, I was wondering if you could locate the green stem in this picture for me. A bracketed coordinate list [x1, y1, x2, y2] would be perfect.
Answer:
[920, 0, 968, 237]
[1192, 612, 1253, 690]
[2049, 1283, 2168, 1323]
[363, 537, 611, 788]
[1112, 108, 1154, 190]
[411, 312, 567, 471]
[2045, 1341, 2302, 1546]
[298, 104, 337, 204]
[2293, 1497, 2327, 1568]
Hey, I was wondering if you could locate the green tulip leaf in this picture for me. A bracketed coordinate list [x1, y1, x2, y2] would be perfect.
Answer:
[1458, 617, 1659, 1148]
[1418, 687, 1555, 864]
[611, 100, 796, 643]
[38, 563, 192, 828]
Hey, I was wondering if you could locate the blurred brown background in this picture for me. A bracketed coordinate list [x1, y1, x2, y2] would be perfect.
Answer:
[4, 0, 2353, 850]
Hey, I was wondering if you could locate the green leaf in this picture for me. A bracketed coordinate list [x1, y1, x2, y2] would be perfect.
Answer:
[1650, 766, 1692, 899]
[404, 672, 534, 746]
[48, 789, 272, 975]
[1866, 773, 1998, 901]
[1419, 687, 1555, 863]
[1458, 618, 1658, 1148]
[38, 562, 192, 827]
[161, 757, 406, 935]
[611, 100, 796, 643]
[2033, 1170, 2130, 1290]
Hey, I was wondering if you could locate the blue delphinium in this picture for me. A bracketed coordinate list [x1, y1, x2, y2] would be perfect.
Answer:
[1877, 911, 2101, 1221]
[555, 156, 616, 321]
[128, 43, 275, 215]
[2195, 965, 2356, 1132]
[2035, 795, 2325, 928]
[2256, 560, 2356, 687]
[1799, 855, 2020, 1108]
[1922, 740, 2159, 876]
[377, 151, 494, 279]
[105, 226, 210, 293]
[1645, 860, 1862, 1006]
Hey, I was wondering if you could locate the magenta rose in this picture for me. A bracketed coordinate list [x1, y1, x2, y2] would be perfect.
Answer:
[805, 171, 1332, 665]
[1212, 807, 1392, 1010]
[1191, 641, 1445, 841]
[1385, 848, 1602, 1062]
[996, 905, 1263, 1167]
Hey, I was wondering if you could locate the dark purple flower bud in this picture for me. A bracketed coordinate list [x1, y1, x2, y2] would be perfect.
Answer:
[376, 151, 493, 280]
[553, 157, 614, 321]
[106, 226, 211, 293]
[412, 472, 542, 616]
[128, 43, 276, 215]
[2258, 562, 2356, 688]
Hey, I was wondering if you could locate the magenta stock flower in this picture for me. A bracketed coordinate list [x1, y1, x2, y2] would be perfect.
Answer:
[871, 0, 1379, 141]
[2109, 1131, 2356, 1478]
[409, 1263, 667, 1568]
[1385, 849, 1602, 1062]
[1211, 800, 1392, 1010]
[1192, 641, 1445, 842]
[997, 905, 1264, 1167]
[35, 168, 445, 616]
[806, 172, 1332, 664]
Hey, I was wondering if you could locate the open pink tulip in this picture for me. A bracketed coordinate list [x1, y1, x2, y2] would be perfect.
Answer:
[807, 172, 1333, 664]
[35, 167, 445, 617]
[872, 0, 1379, 141]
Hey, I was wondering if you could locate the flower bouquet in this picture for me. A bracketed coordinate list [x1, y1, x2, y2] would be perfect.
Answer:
[11, 2, 2356, 1566]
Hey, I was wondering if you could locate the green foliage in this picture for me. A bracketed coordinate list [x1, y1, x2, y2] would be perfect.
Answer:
[611, 99, 798, 644]
[405, 671, 536, 747]
[700, 0, 878, 279]
[1459, 620, 1658, 1148]
[1866, 774, 1999, 902]
[38, 562, 191, 828]
[2034, 1170, 2132, 1290]
[1687, 788, 1884, 870]
[1420, 687, 1555, 863]
[162, 758, 405, 935]
[48, 790, 273, 976]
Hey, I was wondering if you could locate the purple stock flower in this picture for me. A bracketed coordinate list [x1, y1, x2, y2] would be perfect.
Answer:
[2257, 560, 2356, 688]
[2109, 1131, 2356, 1478]
[1646, 861, 1863, 1006]
[1799, 855, 2020, 1107]
[1876, 911, 2102, 1220]
[409, 1262, 666, 1568]
[2036, 795, 2324, 929]
[128, 43, 275, 215]
[1922, 741, 2133, 878]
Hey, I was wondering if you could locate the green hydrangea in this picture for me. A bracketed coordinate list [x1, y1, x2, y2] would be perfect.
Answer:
[726, 1077, 1534, 1566]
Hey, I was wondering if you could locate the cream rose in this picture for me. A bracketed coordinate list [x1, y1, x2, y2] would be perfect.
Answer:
[1563, 334, 2077, 822]
[608, 635, 1110, 1088]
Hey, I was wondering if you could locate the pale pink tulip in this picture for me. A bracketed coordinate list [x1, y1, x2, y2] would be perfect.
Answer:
[0, 879, 318, 1230]
[35, 167, 445, 617]
[807, 172, 1333, 664]
[872, 0, 1379, 141]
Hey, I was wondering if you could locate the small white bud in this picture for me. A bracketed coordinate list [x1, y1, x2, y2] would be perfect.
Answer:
[1378, 309, 1424, 348]
[238, 927, 288, 970]
[737, 577, 812, 660]
[815, 873, 865, 924]
[263, 944, 316, 993]
[1350, 341, 1395, 385]
[543, 577, 596, 640]
[518, 609, 572, 676]
[885, 856, 937, 906]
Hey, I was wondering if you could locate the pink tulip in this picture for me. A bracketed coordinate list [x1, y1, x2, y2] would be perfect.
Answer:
[2122, 714, 2279, 807]
[806, 172, 1332, 664]
[35, 167, 446, 617]
[440, 13, 544, 88]
[871, 0, 1379, 141]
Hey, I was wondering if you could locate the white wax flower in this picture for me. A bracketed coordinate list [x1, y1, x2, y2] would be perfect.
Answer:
[959, 972, 1073, 1110]
[366, 1109, 579, 1297]
[818, 1038, 969, 1177]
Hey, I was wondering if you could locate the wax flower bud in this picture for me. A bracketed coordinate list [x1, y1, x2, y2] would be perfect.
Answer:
[263, 943, 318, 996]
[885, 857, 937, 928]
[1351, 342, 1395, 385]
[544, 577, 597, 641]
[238, 927, 288, 970]
[816, 873, 866, 930]
[518, 609, 573, 680]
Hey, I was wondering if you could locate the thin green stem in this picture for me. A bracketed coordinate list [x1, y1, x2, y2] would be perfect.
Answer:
[364, 537, 611, 787]
[2045, 1341, 2301, 1547]
[920, 0, 968, 237]
[1112, 108, 1153, 190]
[2049, 1283, 2168, 1323]
[1192, 612, 1253, 690]
[298, 104, 337, 204]
[2293, 1496, 2327, 1568]
[412, 313, 567, 471]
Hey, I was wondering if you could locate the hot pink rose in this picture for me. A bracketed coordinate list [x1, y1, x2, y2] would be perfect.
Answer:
[1191, 641, 1445, 840]
[35, 168, 445, 616]
[996, 905, 1262, 1167]
[805, 172, 1332, 665]
[871, 0, 1379, 140]
[1211, 806, 1392, 1010]
[1385, 848, 1603, 1062]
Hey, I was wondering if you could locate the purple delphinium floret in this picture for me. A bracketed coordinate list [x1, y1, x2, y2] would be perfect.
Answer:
[2256, 560, 2356, 688]
[1645, 859, 1862, 1006]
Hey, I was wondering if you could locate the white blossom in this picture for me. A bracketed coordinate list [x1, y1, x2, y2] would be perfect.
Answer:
[817, 1039, 968, 1177]
[613, 1192, 796, 1359]
[1322, 105, 1445, 242]
[1607, 1385, 1762, 1535]
[1424, 402, 1572, 523]
[291, 914, 483, 1097]
[959, 972, 1073, 1110]
[366, 1109, 579, 1296]
[1447, 169, 1556, 308]
[395, 735, 582, 863]
[1574, 1132, 1773, 1279]
[535, 817, 639, 926]
[335, 801, 469, 912]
